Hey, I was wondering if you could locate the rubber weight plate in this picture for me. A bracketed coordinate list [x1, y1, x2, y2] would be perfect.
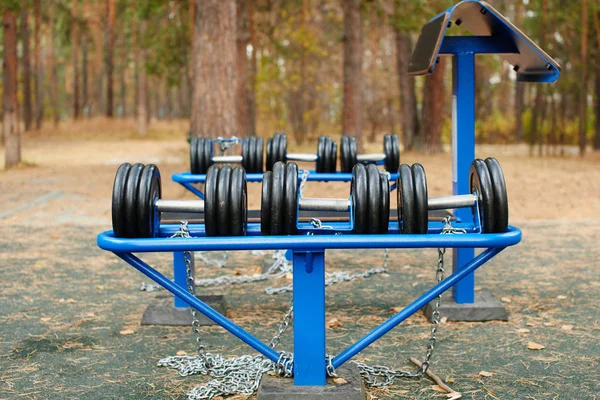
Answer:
[348, 137, 358, 170]
[366, 164, 382, 234]
[112, 163, 132, 238]
[379, 174, 390, 234]
[216, 166, 233, 236]
[316, 136, 326, 173]
[384, 135, 393, 171]
[283, 162, 299, 235]
[266, 137, 274, 171]
[242, 137, 251, 171]
[137, 164, 162, 238]
[351, 164, 368, 234]
[190, 138, 200, 174]
[340, 136, 350, 173]
[324, 136, 336, 173]
[385, 134, 400, 172]
[261, 171, 273, 234]
[254, 137, 264, 173]
[485, 157, 509, 233]
[411, 163, 428, 234]
[469, 159, 495, 233]
[329, 142, 338, 173]
[202, 138, 214, 174]
[397, 164, 416, 234]
[277, 133, 288, 163]
[204, 165, 220, 236]
[124, 163, 145, 238]
[270, 162, 286, 235]
[229, 166, 247, 236]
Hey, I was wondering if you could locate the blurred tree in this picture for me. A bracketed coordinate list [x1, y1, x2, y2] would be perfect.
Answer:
[4, 7, 21, 166]
[236, 0, 252, 137]
[579, 0, 588, 156]
[191, 0, 237, 137]
[342, 0, 364, 150]
[72, 0, 81, 119]
[33, 0, 43, 129]
[418, 57, 446, 153]
[106, 0, 116, 117]
[47, 0, 60, 125]
[20, 5, 33, 131]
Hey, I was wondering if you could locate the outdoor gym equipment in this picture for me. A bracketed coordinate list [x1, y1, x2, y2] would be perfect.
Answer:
[266, 133, 337, 173]
[339, 134, 400, 173]
[190, 136, 263, 174]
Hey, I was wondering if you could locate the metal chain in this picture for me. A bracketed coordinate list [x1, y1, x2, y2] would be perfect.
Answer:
[299, 169, 309, 197]
[351, 216, 464, 388]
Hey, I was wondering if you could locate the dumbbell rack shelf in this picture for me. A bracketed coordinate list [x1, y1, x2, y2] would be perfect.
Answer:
[172, 171, 400, 200]
[97, 224, 521, 385]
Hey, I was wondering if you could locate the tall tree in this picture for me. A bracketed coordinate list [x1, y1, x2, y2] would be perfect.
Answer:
[72, 0, 81, 119]
[236, 0, 251, 137]
[247, 0, 257, 136]
[47, 0, 60, 125]
[419, 58, 446, 153]
[342, 0, 364, 150]
[513, 0, 525, 142]
[33, 0, 43, 129]
[3, 9, 21, 167]
[106, 0, 117, 117]
[396, 30, 418, 150]
[190, 0, 237, 137]
[137, 18, 148, 134]
[20, 7, 33, 132]
[579, 0, 588, 156]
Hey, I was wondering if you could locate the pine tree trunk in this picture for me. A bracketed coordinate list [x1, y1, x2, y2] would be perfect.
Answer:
[90, 0, 104, 116]
[131, 0, 138, 118]
[3, 10, 21, 166]
[247, 0, 257, 136]
[137, 19, 148, 134]
[236, 0, 250, 137]
[190, 0, 238, 138]
[72, 0, 81, 119]
[82, 31, 89, 117]
[34, 0, 44, 129]
[342, 0, 363, 151]
[513, 1, 524, 142]
[419, 58, 446, 153]
[106, 0, 116, 117]
[579, 0, 588, 156]
[395, 29, 418, 150]
[595, 57, 600, 150]
[118, 9, 127, 118]
[48, 0, 60, 125]
[20, 8, 33, 132]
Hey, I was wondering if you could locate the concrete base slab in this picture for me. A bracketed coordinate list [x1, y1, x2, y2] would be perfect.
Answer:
[141, 295, 227, 326]
[423, 289, 508, 322]
[257, 364, 365, 400]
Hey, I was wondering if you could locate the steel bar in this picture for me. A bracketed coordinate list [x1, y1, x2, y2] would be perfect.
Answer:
[299, 198, 350, 212]
[116, 252, 281, 363]
[212, 155, 243, 163]
[331, 247, 503, 368]
[357, 153, 386, 162]
[156, 199, 204, 213]
[428, 194, 477, 210]
[286, 153, 318, 162]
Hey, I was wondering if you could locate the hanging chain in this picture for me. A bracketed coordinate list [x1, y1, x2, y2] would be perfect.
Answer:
[352, 216, 464, 388]
[299, 169, 310, 197]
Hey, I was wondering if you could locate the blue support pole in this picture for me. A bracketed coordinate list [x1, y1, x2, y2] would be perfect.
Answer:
[173, 251, 191, 308]
[293, 251, 326, 385]
[451, 51, 476, 304]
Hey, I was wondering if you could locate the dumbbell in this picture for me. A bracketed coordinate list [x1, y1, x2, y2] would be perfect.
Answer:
[339, 134, 400, 173]
[190, 136, 263, 174]
[396, 158, 508, 234]
[266, 133, 337, 173]
[112, 163, 248, 238]
[260, 162, 390, 235]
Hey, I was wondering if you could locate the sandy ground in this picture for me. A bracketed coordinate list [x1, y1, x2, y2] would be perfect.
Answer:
[0, 134, 599, 227]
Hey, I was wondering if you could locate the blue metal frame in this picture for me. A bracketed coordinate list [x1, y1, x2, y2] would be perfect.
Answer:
[98, 226, 521, 385]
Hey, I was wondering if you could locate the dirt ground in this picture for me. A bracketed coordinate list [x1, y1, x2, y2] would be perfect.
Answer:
[0, 126, 599, 399]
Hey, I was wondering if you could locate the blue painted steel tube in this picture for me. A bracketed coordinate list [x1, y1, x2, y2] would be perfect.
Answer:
[172, 171, 398, 185]
[116, 252, 281, 363]
[450, 50, 476, 303]
[293, 251, 326, 385]
[173, 252, 190, 308]
[331, 247, 503, 368]
[98, 226, 521, 253]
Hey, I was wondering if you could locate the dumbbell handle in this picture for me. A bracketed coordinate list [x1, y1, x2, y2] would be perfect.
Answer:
[299, 197, 350, 212]
[211, 155, 243, 163]
[356, 153, 386, 162]
[156, 199, 205, 213]
[286, 153, 318, 162]
[428, 194, 477, 210]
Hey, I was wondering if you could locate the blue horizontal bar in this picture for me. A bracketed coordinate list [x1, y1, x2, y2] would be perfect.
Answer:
[116, 252, 282, 363]
[97, 226, 521, 253]
[172, 171, 399, 184]
[332, 247, 503, 368]
[439, 36, 518, 55]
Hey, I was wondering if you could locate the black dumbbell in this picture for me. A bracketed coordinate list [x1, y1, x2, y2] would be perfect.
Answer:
[112, 163, 248, 238]
[396, 158, 508, 234]
[265, 133, 337, 173]
[340, 134, 400, 173]
[260, 162, 389, 235]
[190, 137, 264, 174]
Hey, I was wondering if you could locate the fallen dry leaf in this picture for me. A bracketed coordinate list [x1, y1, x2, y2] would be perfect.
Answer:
[556, 295, 567, 300]
[431, 385, 447, 393]
[515, 328, 531, 333]
[445, 376, 455, 384]
[527, 341, 545, 350]
[40, 317, 51, 323]
[327, 318, 343, 329]
[447, 393, 463, 400]
[176, 350, 188, 356]
[479, 371, 493, 377]
[525, 322, 536, 327]
[333, 377, 348, 385]
[561, 324, 573, 331]
[120, 328, 135, 335]
[389, 307, 402, 313]
[440, 316, 448, 324]
[285, 272, 293, 280]
[543, 322, 554, 327]
[500, 297, 512, 303]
